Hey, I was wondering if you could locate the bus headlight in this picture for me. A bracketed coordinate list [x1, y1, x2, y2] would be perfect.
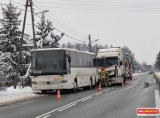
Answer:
[60, 80, 68, 83]
[32, 81, 37, 84]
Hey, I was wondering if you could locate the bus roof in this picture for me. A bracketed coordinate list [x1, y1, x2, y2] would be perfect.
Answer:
[31, 48, 95, 55]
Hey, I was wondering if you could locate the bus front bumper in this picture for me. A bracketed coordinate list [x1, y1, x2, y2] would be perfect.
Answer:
[32, 82, 74, 91]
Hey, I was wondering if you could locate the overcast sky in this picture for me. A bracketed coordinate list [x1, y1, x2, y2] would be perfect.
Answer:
[1, 0, 160, 65]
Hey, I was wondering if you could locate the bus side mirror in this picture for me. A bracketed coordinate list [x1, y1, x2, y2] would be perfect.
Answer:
[93, 58, 96, 66]
[66, 54, 71, 63]
[68, 56, 71, 63]
[120, 61, 123, 66]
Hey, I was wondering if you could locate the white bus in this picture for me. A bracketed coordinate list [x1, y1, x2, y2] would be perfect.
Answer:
[30, 48, 98, 93]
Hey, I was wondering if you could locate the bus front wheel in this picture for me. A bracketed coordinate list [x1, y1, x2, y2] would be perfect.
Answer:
[73, 82, 77, 92]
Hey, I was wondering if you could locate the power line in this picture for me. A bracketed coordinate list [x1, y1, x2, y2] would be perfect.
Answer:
[35, 0, 160, 5]
[33, 1, 88, 42]
[33, 0, 160, 7]
[31, 0, 160, 11]
[34, 12, 86, 43]
[11, 0, 25, 6]
[34, 11, 87, 43]
[34, 4, 160, 10]
[0, 2, 87, 43]
[34, 0, 88, 38]
[0, 3, 31, 12]
[34, 6, 160, 11]
[10, 0, 160, 10]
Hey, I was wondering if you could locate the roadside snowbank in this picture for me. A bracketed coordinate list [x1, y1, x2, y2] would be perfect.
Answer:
[133, 72, 147, 76]
[0, 86, 43, 107]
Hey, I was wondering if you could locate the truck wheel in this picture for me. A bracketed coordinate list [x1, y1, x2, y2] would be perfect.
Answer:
[41, 90, 47, 94]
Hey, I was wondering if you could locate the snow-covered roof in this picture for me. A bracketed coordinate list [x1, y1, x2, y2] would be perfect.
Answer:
[32, 48, 95, 55]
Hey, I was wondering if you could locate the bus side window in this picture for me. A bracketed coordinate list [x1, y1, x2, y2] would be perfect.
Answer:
[70, 51, 76, 67]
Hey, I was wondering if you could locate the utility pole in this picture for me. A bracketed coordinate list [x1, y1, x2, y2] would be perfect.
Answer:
[88, 34, 92, 52]
[15, 0, 28, 89]
[14, 0, 36, 89]
[29, 0, 37, 48]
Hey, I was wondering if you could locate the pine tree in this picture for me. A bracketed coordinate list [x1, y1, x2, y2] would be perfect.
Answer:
[36, 13, 46, 48]
[0, 2, 31, 86]
[0, 52, 16, 84]
[36, 13, 64, 48]
[0, 2, 22, 85]
[0, 2, 21, 52]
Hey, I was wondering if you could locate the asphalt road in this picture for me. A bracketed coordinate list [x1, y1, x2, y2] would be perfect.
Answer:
[0, 73, 159, 118]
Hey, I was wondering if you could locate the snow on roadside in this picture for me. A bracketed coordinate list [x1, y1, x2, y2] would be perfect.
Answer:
[0, 86, 43, 107]
[133, 72, 148, 76]
[0, 86, 32, 96]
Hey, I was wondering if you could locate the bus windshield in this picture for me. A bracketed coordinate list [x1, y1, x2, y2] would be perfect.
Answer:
[95, 57, 118, 68]
[31, 50, 67, 75]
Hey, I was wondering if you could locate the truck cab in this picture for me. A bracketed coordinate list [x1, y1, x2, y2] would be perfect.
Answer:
[94, 47, 132, 85]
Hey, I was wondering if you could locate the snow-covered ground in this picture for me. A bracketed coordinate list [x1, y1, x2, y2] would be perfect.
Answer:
[0, 86, 43, 107]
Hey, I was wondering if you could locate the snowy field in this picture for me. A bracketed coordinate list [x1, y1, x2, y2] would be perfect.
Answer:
[0, 86, 43, 107]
